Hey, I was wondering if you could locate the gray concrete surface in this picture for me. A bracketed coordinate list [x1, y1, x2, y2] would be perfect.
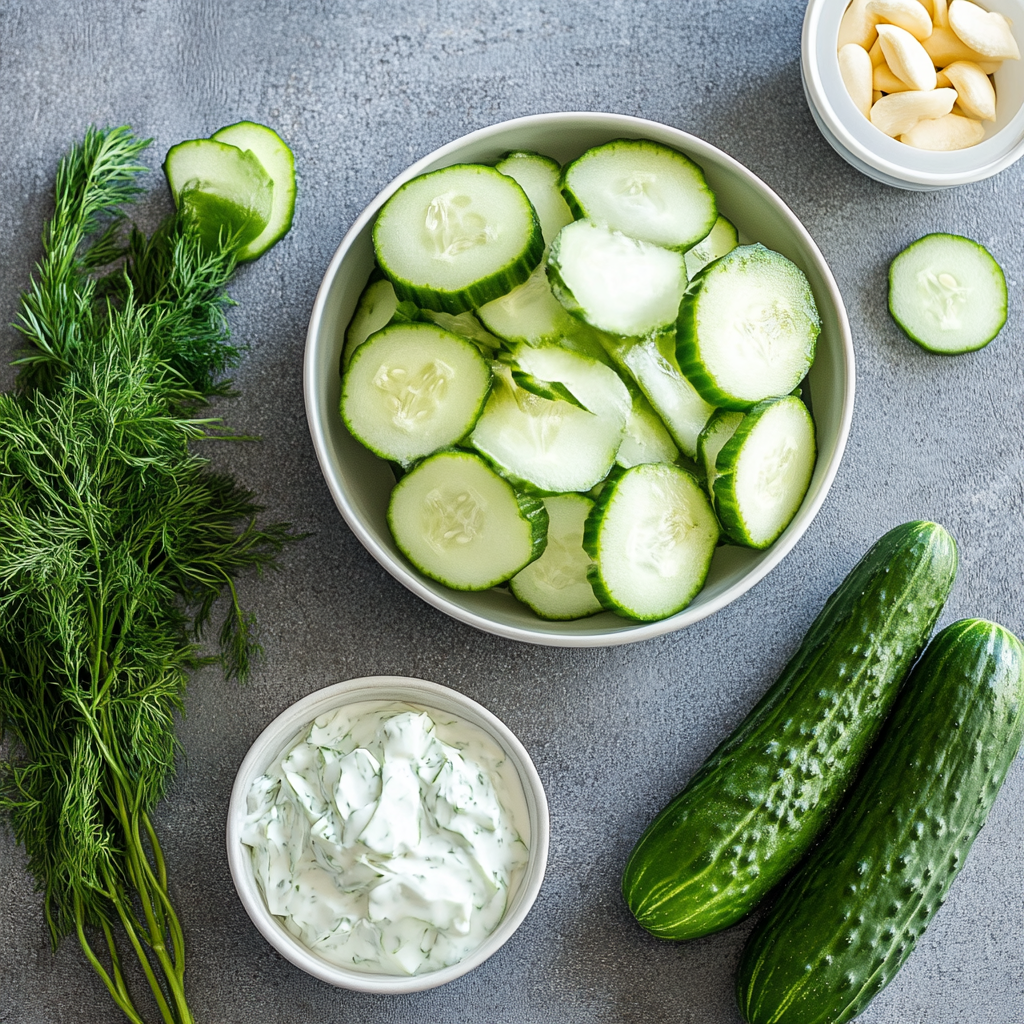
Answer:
[1, 1, 1023, 1021]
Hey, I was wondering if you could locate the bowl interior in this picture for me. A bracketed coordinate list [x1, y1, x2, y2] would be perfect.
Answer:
[227, 676, 549, 994]
[305, 113, 853, 646]
[806, 0, 1024, 185]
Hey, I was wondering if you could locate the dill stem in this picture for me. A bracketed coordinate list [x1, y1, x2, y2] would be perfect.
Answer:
[75, 893, 147, 1024]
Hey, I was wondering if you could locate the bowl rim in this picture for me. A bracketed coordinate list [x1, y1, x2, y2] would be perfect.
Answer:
[801, 0, 1024, 188]
[304, 111, 855, 647]
[226, 674, 550, 994]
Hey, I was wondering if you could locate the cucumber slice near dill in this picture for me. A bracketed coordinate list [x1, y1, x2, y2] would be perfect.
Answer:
[0, 127, 297, 1024]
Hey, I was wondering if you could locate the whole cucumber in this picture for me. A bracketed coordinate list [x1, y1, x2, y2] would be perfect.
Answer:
[737, 618, 1024, 1024]
[622, 521, 958, 940]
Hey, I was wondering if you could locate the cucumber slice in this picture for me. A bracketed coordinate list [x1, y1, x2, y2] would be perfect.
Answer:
[341, 323, 491, 465]
[677, 244, 820, 409]
[495, 151, 573, 246]
[617, 391, 680, 469]
[684, 214, 739, 278]
[697, 409, 744, 500]
[470, 364, 623, 493]
[477, 263, 581, 345]
[419, 309, 503, 353]
[163, 139, 273, 252]
[547, 220, 687, 337]
[373, 164, 543, 314]
[343, 277, 403, 370]
[509, 342, 631, 430]
[209, 121, 296, 260]
[713, 396, 816, 549]
[388, 451, 547, 591]
[560, 139, 717, 250]
[602, 332, 714, 459]
[888, 233, 1007, 354]
[509, 494, 603, 620]
[584, 464, 720, 621]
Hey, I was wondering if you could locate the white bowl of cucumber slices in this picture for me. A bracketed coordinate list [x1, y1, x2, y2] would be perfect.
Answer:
[305, 112, 854, 647]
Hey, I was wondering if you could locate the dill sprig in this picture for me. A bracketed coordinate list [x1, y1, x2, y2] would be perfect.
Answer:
[0, 127, 296, 1024]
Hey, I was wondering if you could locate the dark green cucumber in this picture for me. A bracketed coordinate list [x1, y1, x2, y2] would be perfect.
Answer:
[738, 618, 1024, 1024]
[621, 521, 958, 940]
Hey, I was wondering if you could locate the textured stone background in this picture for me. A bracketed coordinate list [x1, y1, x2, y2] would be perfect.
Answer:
[1, 1, 1023, 1022]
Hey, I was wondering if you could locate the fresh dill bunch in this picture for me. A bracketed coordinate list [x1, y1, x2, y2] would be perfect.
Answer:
[0, 127, 296, 1024]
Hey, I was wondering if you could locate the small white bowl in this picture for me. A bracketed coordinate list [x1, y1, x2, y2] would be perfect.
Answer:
[226, 676, 549, 994]
[304, 112, 854, 646]
[802, 0, 1024, 189]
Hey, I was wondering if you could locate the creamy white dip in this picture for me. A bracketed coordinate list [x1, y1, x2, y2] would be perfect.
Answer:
[241, 700, 530, 975]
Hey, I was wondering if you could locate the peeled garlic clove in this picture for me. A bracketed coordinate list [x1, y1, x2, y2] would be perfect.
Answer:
[900, 111, 988, 147]
[875, 61, 915, 91]
[923, 25, 992, 64]
[976, 60, 1002, 73]
[878, 23, 939, 89]
[935, 68, 953, 86]
[932, 0, 949, 27]
[866, 0, 934, 40]
[948, 0, 1020, 59]
[840, 44, 876, 116]
[942, 60, 997, 118]
[869, 36, 887, 65]
[839, 0, 881, 50]
[871, 87, 959, 135]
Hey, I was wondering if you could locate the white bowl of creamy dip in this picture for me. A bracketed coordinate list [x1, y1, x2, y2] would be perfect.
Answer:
[226, 676, 549, 993]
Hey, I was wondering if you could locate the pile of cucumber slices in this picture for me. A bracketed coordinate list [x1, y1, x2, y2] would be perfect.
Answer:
[341, 139, 822, 623]
[163, 121, 296, 260]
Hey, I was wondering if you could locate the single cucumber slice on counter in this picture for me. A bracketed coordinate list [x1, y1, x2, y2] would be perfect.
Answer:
[738, 617, 1024, 1024]
[888, 232, 1007, 354]
[622, 521, 959, 941]
[684, 213, 739, 278]
[477, 262, 581, 345]
[495, 150, 574, 246]
[341, 323, 491, 464]
[617, 390, 680, 469]
[677, 243, 820, 409]
[560, 139, 717, 250]
[209, 121, 296, 260]
[373, 164, 543, 314]
[163, 138, 273, 253]
[388, 451, 548, 590]
[713, 396, 816, 550]
[584, 463, 719, 621]
[470, 364, 623, 493]
[510, 494, 603, 620]
[697, 409, 743, 501]
[547, 219, 687, 337]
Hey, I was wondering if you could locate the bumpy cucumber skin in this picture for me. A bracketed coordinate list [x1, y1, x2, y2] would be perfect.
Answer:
[373, 164, 544, 315]
[676, 244, 819, 410]
[713, 396, 816, 550]
[738, 618, 1024, 1024]
[622, 522, 958, 941]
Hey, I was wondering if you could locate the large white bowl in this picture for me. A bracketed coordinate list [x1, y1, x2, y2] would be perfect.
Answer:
[227, 675, 549, 994]
[304, 112, 854, 647]
[802, 0, 1024, 189]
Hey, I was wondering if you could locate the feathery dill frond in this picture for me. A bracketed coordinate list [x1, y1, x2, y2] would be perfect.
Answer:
[0, 126, 297, 1024]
